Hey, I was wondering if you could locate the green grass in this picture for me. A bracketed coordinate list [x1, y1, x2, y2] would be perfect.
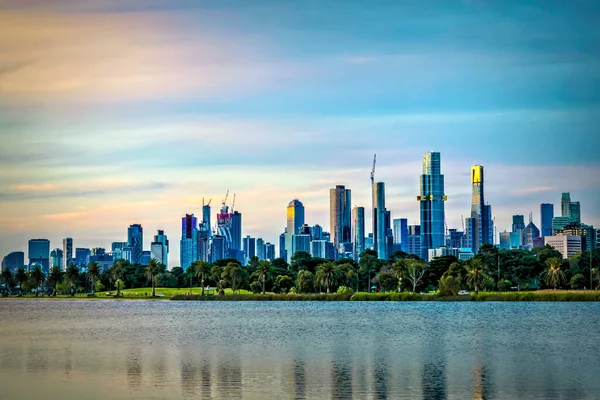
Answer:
[93, 287, 252, 299]
[172, 293, 353, 301]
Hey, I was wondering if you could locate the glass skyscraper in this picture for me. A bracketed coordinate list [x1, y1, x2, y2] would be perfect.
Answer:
[330, 185, 352, 247]
[28, 239, 50, 272]
[62, 238, 72, 272]
[418, 152, 446, 261]
[373, 182, 387, 259]
[352, 206, 365, 260]
[180, 214, 197, 270]
[127, 224, 143, 264]
[285, 199, 305, 263]
[540, 203, 554, 237]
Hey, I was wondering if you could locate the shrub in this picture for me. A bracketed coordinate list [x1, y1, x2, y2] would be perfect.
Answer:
[249, 281, 262, 294]
[438, 275, 459, 297]
[337, 286, 354, 295]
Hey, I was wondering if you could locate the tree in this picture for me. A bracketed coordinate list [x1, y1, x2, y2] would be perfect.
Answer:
[376, 270, 397, 292]
[112, 262, 124, 296]
[255, 261, 273, 294]
[222, 262, 247, 294]
[570, 274, 586, 290]
[273, 275, 294, 293]
[296, 270, 314, 294]
[48, 266, 63, 291]
[15, 268, 27, 290]
[359, 249, 381, 292]
[87, 262, 100, 295]
[30, 266, 44, 294]
[391, 259, 407, 292]
[439, 275, 460, 297]
[465, 258, 486, 295]
[315, 262, 340, 294]
[405, 260, 429, 293]
[210, 265, 225, 291]
[193, 261, 212, 296]
[541, 257, 566, 290]
[66, 263, 80, 295]
[1, 268, 13, 290]
[145, 258, 161, 297]
[249, 281, 262, 294]
[247, 256, 260, 274]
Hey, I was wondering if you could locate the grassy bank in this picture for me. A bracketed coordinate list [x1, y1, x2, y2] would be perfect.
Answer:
[172, 293, 352, 301]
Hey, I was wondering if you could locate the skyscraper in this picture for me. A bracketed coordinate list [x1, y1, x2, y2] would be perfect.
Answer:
[243, 235, 256, 260]
[352, 206, 365, 260]
[127, 224, 143, 264]
[75, 248, 91, 267]
[470, 165, 484, 252]
[265, 243, 276, 261]
[373, 182, 387, 259]
[330, 185, 352, 247]
[569, 202, 581, 224]
[512, 215, 525, 232]
[561, 193, 571, 219]
[62, 238, 72, 272]
[393, 218, 409, 250]
[2, 252, 24, 272]
[28, 239, 50, 272]
[256, 238, 266, 260]
[287, 199, 305, 235]
[407, 225, 421, 257]
[50, 248, 63, 269]
[483, 204, 494, 246]
[180, 214, 198, 270]
[418, 152, 446, 261]
[151, 229, 169, 268]
[230, 211, 242, 252]
[540, 203, 554, 237]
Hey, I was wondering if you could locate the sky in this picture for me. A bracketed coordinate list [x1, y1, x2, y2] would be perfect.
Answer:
[1, 0, 599, 268]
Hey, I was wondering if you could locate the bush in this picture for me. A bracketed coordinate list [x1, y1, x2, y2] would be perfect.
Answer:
[350, 292, 422, 301]
[249, 281, 262, 294]
[171, 293, 352, 301]
[438, 275, 459, 297]
[570, 274, 587, 290]
[337, 286, 354, 295]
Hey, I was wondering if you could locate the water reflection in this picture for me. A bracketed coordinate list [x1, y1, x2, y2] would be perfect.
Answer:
[292, 359, 306, 399]
[331, 358, 353, 399]
[26, 347, 48, 373]
[373, 343, 388, 399]
[473, 363, 488, 400]
[126, 347, 142, 390]
[217, 353, 242, 399]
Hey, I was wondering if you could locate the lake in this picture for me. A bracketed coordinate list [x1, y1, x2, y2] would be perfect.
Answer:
[0, 300, 599, 399]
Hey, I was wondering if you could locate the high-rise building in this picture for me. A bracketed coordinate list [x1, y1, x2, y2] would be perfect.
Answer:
[62, 238, 72, 272]
[469, 165, 485, 252]
[556, 223, 596, 251]
[28, 239, 50, 272]
[499, 231, 511, 250]
[418, 152, 446, 261]
[50, 248, 63, 269]
[210, 235, 226, 263]
[330, 185, 352, 247]
[293, 234, 312, 255]
[545, 233, 582, 259]
[230, 211, 242, 252]
[310, 224, 324, 240]
[483, 204, 493, 246]
[111, 241, 127, 261]
[279, 232, 286, 260]
[180, 214, 198, 270]
[151, 229, 169, 268]
[2, 251, 24, 272]
[407, 225, 421, 257]
[75, 248, 91, 267]
[373, 182, 387, 259]
[243, 236, 256, 260]
[256, 238, 266, 260]
[310, 240, 336, 260]
[265, 243, 276, 261]
[127, 224, 143, 264]
[561, 193, 571, 219]
[285, 200, 305, 263]
[569, 202, 581, 224]
[552, 216, 571, 234]
[141, 250, 151, 265]
[512, 215, 525, 232]
[393, 218, 408, 252]
[448, 229, 466, 249]
[352, 206, 365, 260]
[202, 203, 212, 238]
[466, 217, 477, 253]
[541, 203, 554, 237]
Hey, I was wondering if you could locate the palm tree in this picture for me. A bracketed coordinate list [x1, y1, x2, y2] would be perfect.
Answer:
[15, 268, 27, 290]
[391, 258, 407, 292]
[255, 261, 273, 294]
[315, 262, 340, 294]
[66, 263, 80, 296]
[87, 262, 100, 295]
[1, 268, 13, 290]
[145, 259, 160, 297]
[193, 261, 211, 296]
[541, 257, 566, 290]
[466, 258, 486, 295]
[112, 262, 124, 296]
[30, 266, 44, 295]
[48, 266, 63, 292]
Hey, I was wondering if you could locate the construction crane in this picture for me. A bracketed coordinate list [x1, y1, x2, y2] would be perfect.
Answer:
[222, 190, 229, 208]
[370, 154, 376, 187]
[202, 197, 212, 207]
[231, 193, 236, 213]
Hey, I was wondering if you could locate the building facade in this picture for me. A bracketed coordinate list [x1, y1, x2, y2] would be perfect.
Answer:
[352, 206, 365, 261]
[540, 203, 554, 237]
[28, 239, 50, 272]
[62, 238, 73, 272]
[330, 185, 352, 247]
[127, 224, 143, 264]
[2, 251, 24, 272]
[180, 214, 198, 270]
[373, 182, 387, 259]
[545, 234, 582, 259]
[151, 229, 169, 268]
[418, 152, 446, 261]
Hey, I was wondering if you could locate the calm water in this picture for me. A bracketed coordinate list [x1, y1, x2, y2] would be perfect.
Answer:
[0, 300, 599, 400]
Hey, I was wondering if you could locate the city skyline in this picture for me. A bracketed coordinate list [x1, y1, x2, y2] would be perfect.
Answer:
[1, 1, 599, 266]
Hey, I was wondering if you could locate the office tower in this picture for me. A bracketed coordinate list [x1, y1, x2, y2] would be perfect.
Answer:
[469, 165, 484, 252]
[75, 248, 91, 267]
[311, 240, 336, 260]
[202, 202, 212, 237]
[499, 231, 511, 250]
[210, 235, 226, 263]
[50, 249, 63, 269]
[407, 225, 421, 257]
[243, 236, 256, 260]
[483, 204, 493, 245]
[373, 182, 387, 259]
[418, 152, 446, 261]
[151, 229, 169, 268]
[287, 200, 305, 235]
[384, 210, 394, 258]
[569, 202, 581, 224]
[230, 211, 242, 251]
[180, 214, 198, 270]
[352, 206, 365, 260]
[2, 251, 24, 272]
[552, 216, 570, 234]
[330, 185, 352, 247]
[561, 193, 571, 219]
[556, 223, 596, 251]
[466, 217, 476, 253]
[393, 218, 409, 252]
[28, 239, 50, 272]
[111, 241, 127, 261]
[256, 238, 266, 260]
[365, 234, 373, 251]
[62, 238, 72, 272]
[278, 231, 286, 260]
[540, 203, 554, 237]
[127, 224, 143, 264]
[512, 215, 525, 232]
[265, 243, 276, 260]
[88, 250, 114, 271]
[526, 213, 540, 240]
[141, 251, 151, 265]
[448, 229, 466, 249]
[293, 234, 312, 255]
[310, 224, 324, 240]
[545, 234, 582, 259]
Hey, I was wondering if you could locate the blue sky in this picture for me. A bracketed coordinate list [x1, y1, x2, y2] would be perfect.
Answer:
[0, 0, 599, 267]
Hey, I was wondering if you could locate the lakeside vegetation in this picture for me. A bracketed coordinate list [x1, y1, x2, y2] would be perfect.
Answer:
[2, 245, 599, 301]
